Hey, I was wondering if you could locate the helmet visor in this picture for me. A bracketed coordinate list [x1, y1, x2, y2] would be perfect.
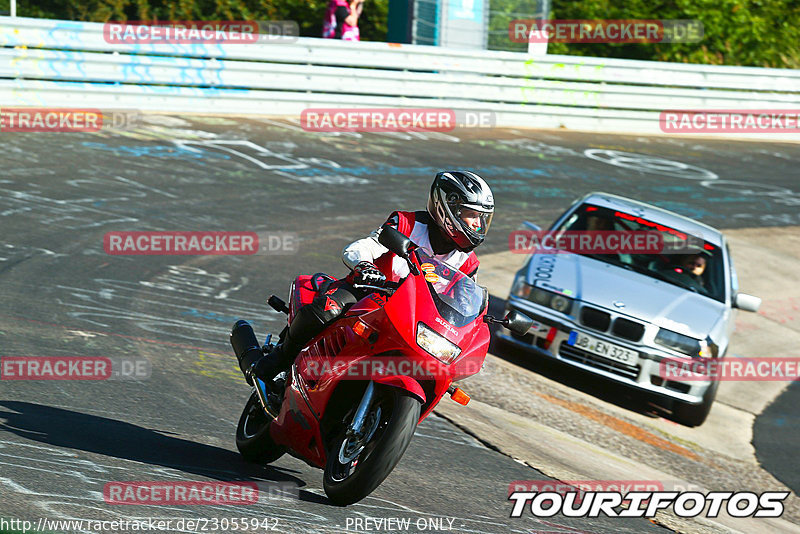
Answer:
[456, 207, 493, 238]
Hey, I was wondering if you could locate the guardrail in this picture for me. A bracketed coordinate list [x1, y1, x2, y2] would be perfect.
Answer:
[1, 16, 799, 138]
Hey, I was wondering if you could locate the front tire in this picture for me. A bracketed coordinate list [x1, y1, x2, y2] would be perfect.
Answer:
[323, 386, 421, 506]
[236, 390, 286, 463]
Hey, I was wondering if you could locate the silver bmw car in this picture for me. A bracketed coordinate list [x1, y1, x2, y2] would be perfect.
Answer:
[497, 192, 761, 426]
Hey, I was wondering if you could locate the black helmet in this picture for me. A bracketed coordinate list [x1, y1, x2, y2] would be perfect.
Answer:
[427, 171, 494, 252]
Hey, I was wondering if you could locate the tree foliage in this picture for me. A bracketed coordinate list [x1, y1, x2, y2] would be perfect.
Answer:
[489, 0, 800, 67]
[5, 0, 798, 66]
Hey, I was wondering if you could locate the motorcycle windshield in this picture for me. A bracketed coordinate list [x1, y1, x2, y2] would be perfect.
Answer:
[416, 249, 487, 328]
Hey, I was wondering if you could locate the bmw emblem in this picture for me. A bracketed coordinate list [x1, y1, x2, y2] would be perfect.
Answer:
[613, 300, 625, 309]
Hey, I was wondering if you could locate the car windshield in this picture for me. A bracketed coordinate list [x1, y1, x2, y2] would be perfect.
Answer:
[416, 249, 487, 327]
[554, 203, 726, 302]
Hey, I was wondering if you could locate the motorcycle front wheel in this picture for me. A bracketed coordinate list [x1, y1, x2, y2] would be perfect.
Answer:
[323, 385, 421, 506]
[236, 390, 286, 464]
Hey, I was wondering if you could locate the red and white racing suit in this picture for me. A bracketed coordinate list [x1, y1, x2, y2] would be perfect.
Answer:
[343, 210, 480, 281]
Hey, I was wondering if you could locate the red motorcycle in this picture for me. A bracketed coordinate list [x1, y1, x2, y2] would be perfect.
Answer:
[230, 226, 532, 505]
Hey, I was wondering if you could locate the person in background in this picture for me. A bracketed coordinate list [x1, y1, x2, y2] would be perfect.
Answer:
[677, 253, 707, 287]
[323, 0, 364, 41]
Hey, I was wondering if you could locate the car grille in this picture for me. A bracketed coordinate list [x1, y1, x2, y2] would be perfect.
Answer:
[558, 341, 640, 380]
[580, 306, 611, 331]
[580, 306, 645, 343]
[612, 317, 645, 342]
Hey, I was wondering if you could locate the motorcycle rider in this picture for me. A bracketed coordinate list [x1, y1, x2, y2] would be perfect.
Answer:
[236, 170, 494, 386]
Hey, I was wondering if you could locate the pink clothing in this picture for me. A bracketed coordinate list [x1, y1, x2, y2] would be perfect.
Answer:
[323, 0, 360, 41]
[341, 23, 360, 41]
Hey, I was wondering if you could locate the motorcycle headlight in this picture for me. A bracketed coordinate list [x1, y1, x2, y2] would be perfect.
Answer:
[416, 322, 461, 364]
[655, 328, 702, 357]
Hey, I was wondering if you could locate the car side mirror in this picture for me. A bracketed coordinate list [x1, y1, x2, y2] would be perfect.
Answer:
[734, 293, 761, 312]
[504, 310, 534, 336]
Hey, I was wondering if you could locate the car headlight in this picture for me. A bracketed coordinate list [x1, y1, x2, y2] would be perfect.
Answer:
[532, 287, 573, 314]
[416, 322, 461, 364]
[511, 278, 532, 299]
[531, 288, 551, 305]
[655, 328, 702, 357]
[551, 295, 571, 312]
[511, 277, 573, 314]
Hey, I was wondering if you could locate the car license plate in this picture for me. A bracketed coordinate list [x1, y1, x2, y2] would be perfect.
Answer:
[568, 331, 637, 366]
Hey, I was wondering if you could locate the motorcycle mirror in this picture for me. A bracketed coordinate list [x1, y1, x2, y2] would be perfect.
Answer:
[503, 310, 534, 336]
[378, 225, 413, 258]
[379, 225, 421, 275]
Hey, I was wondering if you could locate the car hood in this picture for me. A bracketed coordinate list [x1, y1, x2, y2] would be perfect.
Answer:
[525, 253, 725, 337]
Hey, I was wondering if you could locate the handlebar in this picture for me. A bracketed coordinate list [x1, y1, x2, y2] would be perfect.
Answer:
[352, 281, 400, 295]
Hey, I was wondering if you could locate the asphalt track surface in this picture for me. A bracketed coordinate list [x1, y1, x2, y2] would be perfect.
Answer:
[1, 115, 799, 534]
[754, 380, 800, 495]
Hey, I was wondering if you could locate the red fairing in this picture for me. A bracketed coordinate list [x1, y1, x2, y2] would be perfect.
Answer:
[373, 375, 426, 404]
[269, 247, 491, 468]
[270, 367, 326, 467]
[290, 274, 338, 323]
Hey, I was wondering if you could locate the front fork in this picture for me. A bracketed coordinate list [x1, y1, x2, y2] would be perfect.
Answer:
[347, 381, 376, 439]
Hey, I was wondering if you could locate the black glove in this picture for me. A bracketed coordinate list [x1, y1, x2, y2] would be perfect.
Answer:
[352, 261, 386, 286]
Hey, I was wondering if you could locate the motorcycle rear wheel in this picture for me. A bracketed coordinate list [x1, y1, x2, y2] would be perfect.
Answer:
[323, 385, 421, 506]
[236, 390, 286, 464]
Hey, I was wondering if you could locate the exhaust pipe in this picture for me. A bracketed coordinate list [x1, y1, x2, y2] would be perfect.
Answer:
[230, 320, 263, 376]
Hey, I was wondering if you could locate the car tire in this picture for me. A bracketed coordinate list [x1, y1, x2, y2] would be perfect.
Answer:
[671, 378, 720, 427]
